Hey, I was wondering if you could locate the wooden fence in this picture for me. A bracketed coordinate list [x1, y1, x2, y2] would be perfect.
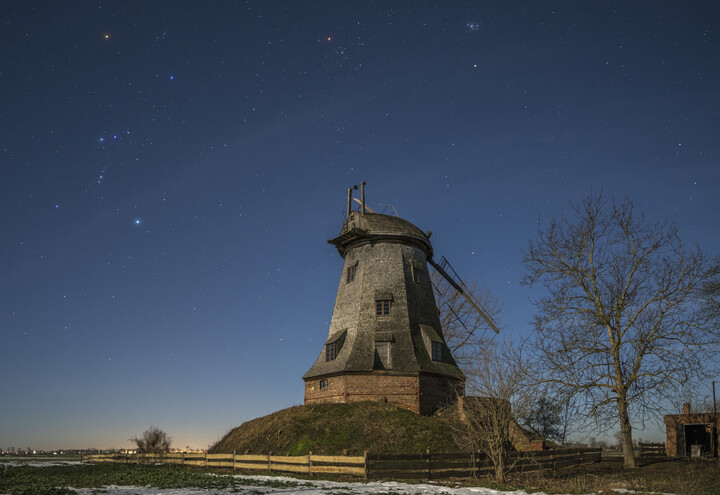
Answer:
[85, 452, 365, 476]
[638, 442, 666, 458]
[85, 448, 601, 480]
[366, 448, 602, 480]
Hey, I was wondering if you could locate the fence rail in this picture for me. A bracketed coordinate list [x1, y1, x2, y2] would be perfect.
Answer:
[365, 448, 601, 480]
[638, 442, 666, 458]
[85, 452, 366, 476]
[85, 448, 600, 480]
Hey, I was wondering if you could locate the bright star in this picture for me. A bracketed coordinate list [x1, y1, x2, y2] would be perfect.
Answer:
[134, 219, 142, 225]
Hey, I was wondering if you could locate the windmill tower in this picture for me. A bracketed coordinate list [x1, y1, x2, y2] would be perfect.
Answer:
[303, 184, 498, 415]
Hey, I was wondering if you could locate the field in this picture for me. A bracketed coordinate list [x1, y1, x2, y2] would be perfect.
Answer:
[1, 456, 719, 495]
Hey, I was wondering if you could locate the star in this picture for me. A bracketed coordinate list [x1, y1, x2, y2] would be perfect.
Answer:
[133, 218, 142, 226]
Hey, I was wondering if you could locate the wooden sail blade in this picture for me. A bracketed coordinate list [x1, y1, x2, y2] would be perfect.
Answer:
[428, 257, 500, 334]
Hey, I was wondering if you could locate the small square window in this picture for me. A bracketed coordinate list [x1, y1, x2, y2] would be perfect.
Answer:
[319, 379, 328, 390]
[347, 263, 357, 283]
[376, 299, 391, 315]
[431, 341, 443, 361]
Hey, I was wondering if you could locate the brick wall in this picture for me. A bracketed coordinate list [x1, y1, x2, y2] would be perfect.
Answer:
[305, 373, 461, 414]
[663, 409, 720, 457]
[418, 374, 463, 415]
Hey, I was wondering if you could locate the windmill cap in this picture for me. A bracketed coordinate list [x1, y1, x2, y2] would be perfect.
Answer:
[329, 212, 433, 257]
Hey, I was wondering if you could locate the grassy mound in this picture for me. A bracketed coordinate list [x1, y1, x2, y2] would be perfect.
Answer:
[209, 401, 463, 455]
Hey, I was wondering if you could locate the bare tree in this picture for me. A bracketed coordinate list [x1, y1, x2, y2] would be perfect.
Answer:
[432, 270, 501, 370]
[702, 258, 720, 320]
[522, 194, 718, 468]
[131, 426, 171, 454]
[451, 341, 533, 483]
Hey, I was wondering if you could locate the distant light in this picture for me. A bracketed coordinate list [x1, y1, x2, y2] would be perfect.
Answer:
[169, 75, 175, 81]
[134, 219, 142, 225]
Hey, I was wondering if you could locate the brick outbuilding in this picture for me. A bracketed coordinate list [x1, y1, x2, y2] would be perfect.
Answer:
[664, 402, 719, 457]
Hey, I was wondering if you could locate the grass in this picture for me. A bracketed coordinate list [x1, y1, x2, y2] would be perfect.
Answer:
[3, 455, 718, 495]
[0, 463, 311, 495]
[500, 457, 720, 495]
[210, 401, 463, 455]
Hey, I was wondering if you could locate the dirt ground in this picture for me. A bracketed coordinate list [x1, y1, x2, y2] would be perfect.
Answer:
[503, 457, 720, 495]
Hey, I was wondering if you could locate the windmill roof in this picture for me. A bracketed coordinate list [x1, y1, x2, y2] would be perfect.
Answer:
[328, 212, 433, 256]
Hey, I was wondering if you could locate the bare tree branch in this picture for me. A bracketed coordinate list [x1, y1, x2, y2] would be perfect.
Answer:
[450, 341, 535, 483]
[431, 270, 501, 370]
[522, 194, 718, 469]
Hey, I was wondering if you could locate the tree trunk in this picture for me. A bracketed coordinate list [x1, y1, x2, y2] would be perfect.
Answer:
[617, 394, 637, 468]
[494, 449, 506, 484]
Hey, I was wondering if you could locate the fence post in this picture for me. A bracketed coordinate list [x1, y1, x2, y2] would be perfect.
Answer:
[233, 450, 236, 470]
[364, 451, 368, 480]
[308, 451, 313, 476]
[426, 449, 431, 480]
[268, 452, 272, 472]
[204, 451, 207, 467]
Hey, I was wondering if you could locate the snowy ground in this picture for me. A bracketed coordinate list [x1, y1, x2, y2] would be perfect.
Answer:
[1, 459, 674, 495]
[68, 475, 548, 495]
[0, 456, 85, 468]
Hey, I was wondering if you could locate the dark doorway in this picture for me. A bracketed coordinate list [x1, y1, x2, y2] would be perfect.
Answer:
[684, 424, 712, 457]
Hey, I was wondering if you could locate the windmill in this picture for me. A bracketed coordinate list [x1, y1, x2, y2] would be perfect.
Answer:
[303, 183, 499, 415]
[353, 182, 499, 336]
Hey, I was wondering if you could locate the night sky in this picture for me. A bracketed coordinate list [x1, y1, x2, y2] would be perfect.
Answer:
[2, 1, 719, 451]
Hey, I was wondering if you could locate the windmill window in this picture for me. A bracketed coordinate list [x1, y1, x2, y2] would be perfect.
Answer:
[411, 265, 422, 283]
[325, 331, 346, 361]
[325, 342, 337, 361]
[374, 342, 392, 369]
[376, 299, 391, 315]
[346, 262, 357, 283]
[431, 341, 443, 361]
[319, 379, 328, 390]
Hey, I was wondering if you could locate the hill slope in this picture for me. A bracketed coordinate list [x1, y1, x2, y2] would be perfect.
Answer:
[210, 401, 463, 455]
